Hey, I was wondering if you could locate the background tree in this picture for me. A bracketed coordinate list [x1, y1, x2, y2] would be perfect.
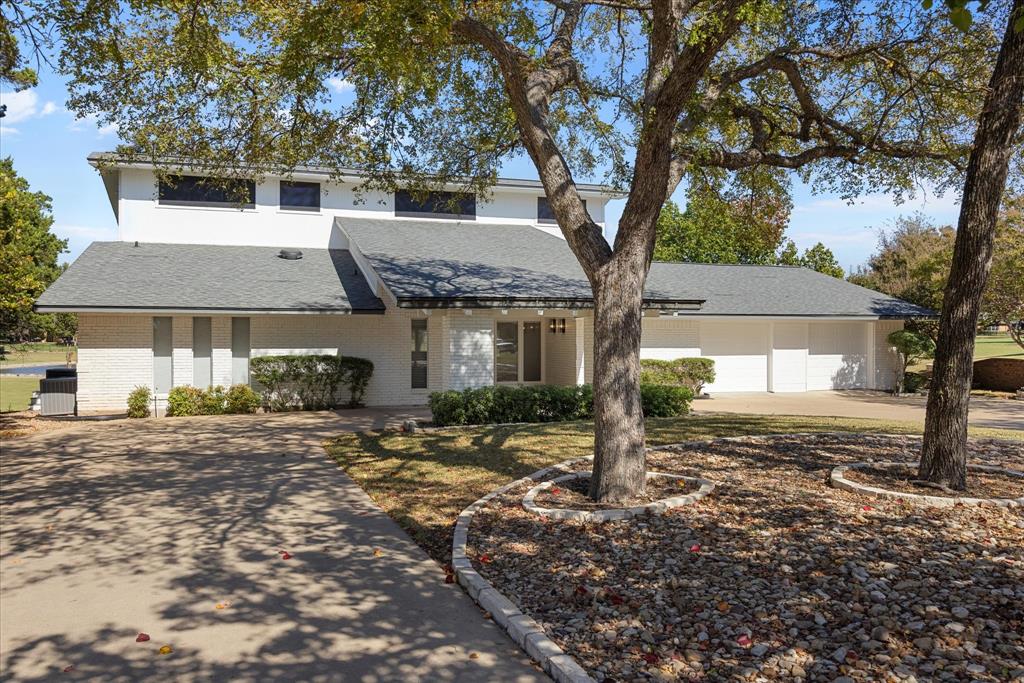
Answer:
[52, 0, 1001, 501]
[849, 214, 955, 339]
[981, 195, 1024, 348]
[0, 157, 67, 341]
[798, 242, 845, 278]
[919, 0, 1024, 490]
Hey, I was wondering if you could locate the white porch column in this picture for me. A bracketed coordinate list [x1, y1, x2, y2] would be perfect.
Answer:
[574, 322, 586, 385]
[865, 322, 877, 390]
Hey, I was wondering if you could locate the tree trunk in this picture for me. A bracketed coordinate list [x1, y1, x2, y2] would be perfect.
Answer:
[919, 1, 1024, 490]
[588, 255, 648, 503]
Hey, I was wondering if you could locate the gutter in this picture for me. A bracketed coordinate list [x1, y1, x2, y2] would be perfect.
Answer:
[33, 305, 386, 315]
[395, 296, 706, 310]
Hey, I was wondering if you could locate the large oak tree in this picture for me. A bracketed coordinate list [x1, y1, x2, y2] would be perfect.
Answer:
[31, 0, 1011, 500]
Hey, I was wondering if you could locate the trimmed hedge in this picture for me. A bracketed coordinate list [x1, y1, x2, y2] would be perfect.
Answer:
[166, 384, 261, 417]
[126, 385, 151, 418]
[640, 357, 716, 395]
[249, 354, 374, 411]
[428, 383, 691, 427]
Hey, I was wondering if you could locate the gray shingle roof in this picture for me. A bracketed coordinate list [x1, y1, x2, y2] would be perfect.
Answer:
[36, 242, 385, 313]
[339, 217, 932, 318]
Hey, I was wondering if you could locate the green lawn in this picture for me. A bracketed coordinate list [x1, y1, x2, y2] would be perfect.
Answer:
[0, 342, 76, 368]
[974, 332, 1024, 361]
[326, 414, 1024, 564]
[0, 376, 39, 413]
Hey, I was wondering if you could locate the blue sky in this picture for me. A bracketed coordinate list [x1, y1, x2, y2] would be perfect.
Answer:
[2, 72, 962, 274]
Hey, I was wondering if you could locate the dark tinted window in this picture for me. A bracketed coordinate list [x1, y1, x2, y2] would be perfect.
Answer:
[280, 180, 320, 211]
[395, 190, 476, 219]
[158, 175, 255, 208]
[537, 196, 585, 224]
[411, 319, 428, 389]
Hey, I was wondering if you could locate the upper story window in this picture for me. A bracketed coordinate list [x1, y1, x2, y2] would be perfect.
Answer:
[537, 196, 586, 225]
[395, 189, 476, 220]
[158, 175, 256, 209]
[280, 180, 320, 211]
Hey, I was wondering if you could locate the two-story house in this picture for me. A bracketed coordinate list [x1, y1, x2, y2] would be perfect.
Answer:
[37, 153, 929, 411]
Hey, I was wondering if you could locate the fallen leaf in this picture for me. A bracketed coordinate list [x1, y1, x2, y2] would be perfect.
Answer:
[444, 573, 455, 584]
[372, 548, 383, 557]
[215, 602, 230, 610]
[861, 505, 873, 511]
[550, 487, 561, 495]
[158, 645, 173, 656]
[479, 553, 492, 564]
[717, 601, 731, 613]
[689, 543, 701, 553]
[468, 652, 479, 660]
[736, 634, 752, 647]
[136, 633, 150, 642]
[641, 653, 660, 664]
[279, 551, 292, 560]
[63, 665, 74, 673]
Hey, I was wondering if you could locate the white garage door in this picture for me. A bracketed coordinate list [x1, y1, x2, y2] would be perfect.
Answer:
[640, 318, 700, 360]
[807, 322, 869, 390]
[700, 321, 769, 392]
[771, 322, 808, 392]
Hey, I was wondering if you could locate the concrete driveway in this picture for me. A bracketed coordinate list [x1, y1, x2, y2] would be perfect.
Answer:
[694, 390, 1024, 431]
[0, 409, 544, 682]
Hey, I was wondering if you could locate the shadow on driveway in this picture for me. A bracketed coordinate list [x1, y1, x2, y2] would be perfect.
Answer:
[0, 411, 544, 682]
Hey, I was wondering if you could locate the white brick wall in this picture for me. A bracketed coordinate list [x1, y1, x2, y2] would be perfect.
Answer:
[545, 317, 577, 385]
[873, 320, 904, 391]
[77, 314, 153, 411]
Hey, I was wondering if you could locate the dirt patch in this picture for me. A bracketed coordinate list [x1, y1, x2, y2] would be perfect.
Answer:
[843, 464, 1023, 500]
[532, 472, 698, 511]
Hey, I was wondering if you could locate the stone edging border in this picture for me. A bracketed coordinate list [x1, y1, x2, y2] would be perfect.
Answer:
[522, 471, 715, 522]
[453, 455, 596, 683]
[830, 461, 1024, 508]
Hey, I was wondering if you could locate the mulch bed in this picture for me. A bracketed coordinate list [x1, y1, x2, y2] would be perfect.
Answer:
[468, 434, 1024, 682]
[533, 472, 699, 511]
[844, 464, 1023, 501]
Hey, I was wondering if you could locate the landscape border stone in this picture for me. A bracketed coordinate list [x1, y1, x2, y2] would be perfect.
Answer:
[830, 461, 1024, 507]
[522, 470, 715, 522]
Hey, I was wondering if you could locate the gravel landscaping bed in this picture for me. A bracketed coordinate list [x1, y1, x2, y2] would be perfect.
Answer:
[467, 434, 1024, 682]
[842, 465, 1023, 501]
[532, 472, 700, 512]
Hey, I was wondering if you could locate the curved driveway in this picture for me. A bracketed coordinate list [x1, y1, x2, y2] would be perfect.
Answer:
[0, 410, 545, 682]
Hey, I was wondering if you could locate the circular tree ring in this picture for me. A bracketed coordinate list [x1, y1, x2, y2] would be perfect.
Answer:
[830, 462, 1024, 507]
[522, 471, 715, 522]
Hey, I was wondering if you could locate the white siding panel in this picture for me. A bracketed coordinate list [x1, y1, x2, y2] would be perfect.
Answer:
[545, 317, 577, 386]
[807, 322, 868, 390]
[771, 322, 807, 392]
[640, 318, 700, 360]
[700, 321, 769, 392]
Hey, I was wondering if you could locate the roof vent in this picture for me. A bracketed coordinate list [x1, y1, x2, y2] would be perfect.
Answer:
[278, 248, 303, 260]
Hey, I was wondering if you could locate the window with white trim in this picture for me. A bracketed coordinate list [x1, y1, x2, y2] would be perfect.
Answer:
[495, 321, 542, 383]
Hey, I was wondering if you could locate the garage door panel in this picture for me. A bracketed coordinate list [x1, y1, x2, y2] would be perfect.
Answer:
[807, 322, 868, 390]
[772, 322, 807, 392]
[701, 322, 768, 392]
[640, 318, 700, 361]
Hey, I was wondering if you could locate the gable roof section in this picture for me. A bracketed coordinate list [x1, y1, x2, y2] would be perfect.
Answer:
[36, 242, 385, 314]
[339, 217, 931, 318]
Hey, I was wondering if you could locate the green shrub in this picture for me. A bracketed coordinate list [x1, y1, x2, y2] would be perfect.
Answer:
[249, 354, 374, 411]
[126, 385, 151, 418]
[200, 385, 227, 415]
[903, 371, 928, 393]
[225, 384, 260, 414]
[339, 357, 374, 407]
[640, 357, 716, 395]
[428, 383, 690, 426]
[166, 385, 204, 416]
[639, 384, 694, 417]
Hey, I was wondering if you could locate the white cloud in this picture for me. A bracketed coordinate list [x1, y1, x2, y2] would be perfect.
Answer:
[0, 89, 40, 123]
[327, 77, 354, 94]
[69, 113, 119, 137]
[0, 125, 19, 136]
[40, 101, 58, 116]
[97, 122, 119, 136]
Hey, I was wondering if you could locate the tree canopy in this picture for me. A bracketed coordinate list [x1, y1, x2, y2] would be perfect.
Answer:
[981, 195, 1024, 348]
[0, 157, 67, 340]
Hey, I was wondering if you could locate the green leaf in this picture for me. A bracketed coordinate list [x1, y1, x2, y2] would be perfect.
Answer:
[949, 6, 973, 32]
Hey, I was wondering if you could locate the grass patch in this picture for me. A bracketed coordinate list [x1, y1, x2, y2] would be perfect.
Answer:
[0, 342, 76, 368]
[0, 376, 39, 413]
[326, 414, 1024, 564]
[974, 333, 1023, 361]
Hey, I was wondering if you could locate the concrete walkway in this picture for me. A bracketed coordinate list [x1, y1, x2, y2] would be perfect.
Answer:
[0, 409, 544, 682]
[694, 390, 1024, 431]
